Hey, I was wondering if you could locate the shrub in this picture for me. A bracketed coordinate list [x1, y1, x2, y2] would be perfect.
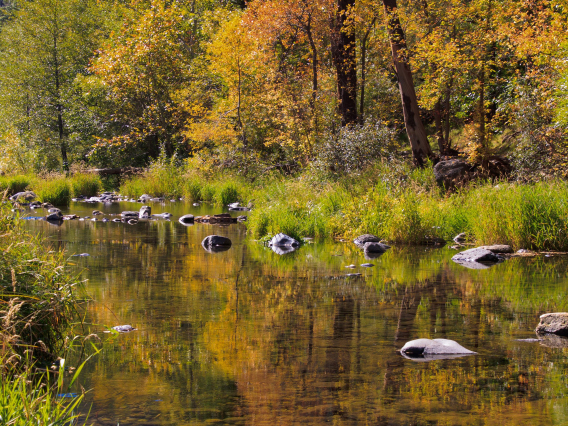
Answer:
[313, 121, 399, 175]
[215, 181, 239, 206]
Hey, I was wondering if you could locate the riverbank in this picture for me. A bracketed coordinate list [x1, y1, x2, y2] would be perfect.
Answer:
[5, 160, 568, 251]
[0, 202, 89, 424]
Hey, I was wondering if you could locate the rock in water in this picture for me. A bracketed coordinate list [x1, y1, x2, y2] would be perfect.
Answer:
[45, 210, 63, 221]
[178, 214, 194, 225]
[121, 211, 139, 218]
[139, 205, 151, 218]
[452, 248, 500, 263]
[112, 325, 136, 333]
[269, 233, 300, 248]
[202, 235, 232, 253]
[363, 242, 390, 254]
[535, 313, 568, 336]
[353, 234, 381, 248]
[401, 338, 476, 358]
[453, 233, 467, 244]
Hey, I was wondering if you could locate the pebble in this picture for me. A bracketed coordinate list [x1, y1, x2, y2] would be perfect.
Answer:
[345, 264, 356, 269]
[360, 263, 374, 267]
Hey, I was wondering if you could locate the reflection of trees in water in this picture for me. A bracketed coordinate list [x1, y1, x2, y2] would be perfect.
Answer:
[47, 218, 568, 425]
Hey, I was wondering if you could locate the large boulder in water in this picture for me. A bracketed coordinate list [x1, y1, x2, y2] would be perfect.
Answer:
[269, 233, 300, 248]
[45, 210, 63, 221]
[477, 244, 513, 254]
[202, 235, 232, 253]
[363, 242, 390, 254]
[452, 248, 500, 263]
[401, 338, 476, 361]
[535, 313, 568, 336]
[139, 205, 151, 218]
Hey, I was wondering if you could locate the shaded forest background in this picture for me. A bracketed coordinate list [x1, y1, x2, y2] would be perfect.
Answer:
[0, 0, 567, 179]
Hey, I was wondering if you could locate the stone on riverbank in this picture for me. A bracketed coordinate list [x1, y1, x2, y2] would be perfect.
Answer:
[535, 313, 568, 336]
[45, 210, 63, 221]
[434, 159, 474, 188]
[10, 191, 37, 202]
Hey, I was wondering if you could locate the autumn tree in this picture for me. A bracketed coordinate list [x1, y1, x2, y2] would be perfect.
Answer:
[88, 0, 206, 165]
[0, 0, 105, 171]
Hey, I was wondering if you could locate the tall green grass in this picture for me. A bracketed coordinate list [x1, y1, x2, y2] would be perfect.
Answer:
[247, 167, 568, 250]
[0, 358, 89, 426]
[0, 175, 31, 195]
[0, 205, 80, 361]
[69, 173, 102, 197]
[33, 177, 71, 206]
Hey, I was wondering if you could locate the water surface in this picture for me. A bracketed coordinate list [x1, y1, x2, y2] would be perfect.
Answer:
[24, 200, 568, 425]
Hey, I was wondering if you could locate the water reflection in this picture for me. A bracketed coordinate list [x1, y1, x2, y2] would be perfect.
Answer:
[21, 200, 568, 425]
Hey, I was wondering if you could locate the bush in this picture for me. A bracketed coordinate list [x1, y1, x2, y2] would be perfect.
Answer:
[313, 121, 399, 175]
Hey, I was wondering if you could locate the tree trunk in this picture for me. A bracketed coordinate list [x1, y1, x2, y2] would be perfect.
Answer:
[332, 0, 357, 126]
[53, 31, 68, 172]
[433, 98, 446, 153]
[382, 0, 433, 166]
[305, 16, 319, 134]
[359, 18, 376, 125]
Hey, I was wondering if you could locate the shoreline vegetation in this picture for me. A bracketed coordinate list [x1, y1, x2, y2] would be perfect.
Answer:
[4, 159, 568, 252]
[0, 202, 91, 424]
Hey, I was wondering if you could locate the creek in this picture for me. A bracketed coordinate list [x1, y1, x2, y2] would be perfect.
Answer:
[23, 200, 568, 425]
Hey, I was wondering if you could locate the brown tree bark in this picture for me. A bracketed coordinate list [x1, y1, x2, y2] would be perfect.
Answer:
[382, 0, 434, 166]
[332, 0, 357, 126]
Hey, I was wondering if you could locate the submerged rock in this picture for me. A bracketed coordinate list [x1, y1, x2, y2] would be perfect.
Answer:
[535, 313, 568, 336]
[269, 233, 300, 248]
[401, 338, 476, 360]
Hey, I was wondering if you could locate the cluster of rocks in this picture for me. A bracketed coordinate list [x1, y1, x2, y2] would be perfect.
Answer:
[353, 234, 391, 259]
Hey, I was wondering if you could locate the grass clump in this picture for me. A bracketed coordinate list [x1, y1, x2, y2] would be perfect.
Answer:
[69, 173, 102, 197]
[0, 359, 88, 426]
[32, 177, 71, 206]
[0, 175, 31, 195]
